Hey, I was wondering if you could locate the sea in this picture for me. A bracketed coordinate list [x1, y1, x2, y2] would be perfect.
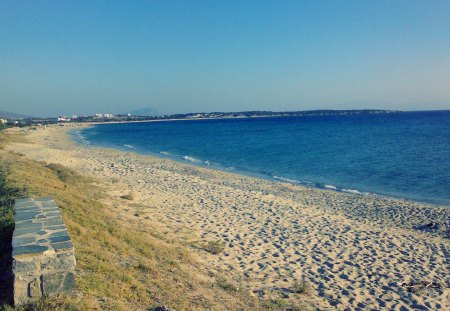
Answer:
[72, 111, 450, 206]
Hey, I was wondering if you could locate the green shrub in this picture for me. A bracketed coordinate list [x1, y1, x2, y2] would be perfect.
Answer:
[204, 240, 225, 255]
[292, 280, 312, 295]
[46, 163, 76, 184]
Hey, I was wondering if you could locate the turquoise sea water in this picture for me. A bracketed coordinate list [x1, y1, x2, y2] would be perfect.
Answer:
[74, 111, 450, 206]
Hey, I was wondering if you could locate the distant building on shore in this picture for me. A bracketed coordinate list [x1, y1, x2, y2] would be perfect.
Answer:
[95, 113, 114, 118]
[57, 115, 71, 122]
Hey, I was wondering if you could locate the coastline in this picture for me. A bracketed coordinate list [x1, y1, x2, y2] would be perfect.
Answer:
[5, 125, 450, 310]
[75, 122, 450, 208]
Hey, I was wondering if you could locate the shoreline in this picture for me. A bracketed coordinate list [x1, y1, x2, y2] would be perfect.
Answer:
[5, 125, 450, 310]
[72, 123, 450, 209]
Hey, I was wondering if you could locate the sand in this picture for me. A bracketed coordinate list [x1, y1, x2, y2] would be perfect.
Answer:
[5, 125, 450, 310]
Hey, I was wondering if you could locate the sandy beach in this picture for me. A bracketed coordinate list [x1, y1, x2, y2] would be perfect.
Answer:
[5, 125, 449, 310]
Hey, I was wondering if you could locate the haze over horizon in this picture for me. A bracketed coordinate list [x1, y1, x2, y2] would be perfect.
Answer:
[1, 1, 450, 117]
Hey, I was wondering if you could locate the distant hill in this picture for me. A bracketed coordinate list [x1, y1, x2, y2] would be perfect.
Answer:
[0, 110, 30, 119]
[124, 108, 162, 116]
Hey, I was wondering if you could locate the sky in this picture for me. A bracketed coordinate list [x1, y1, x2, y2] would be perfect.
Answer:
[1, 0, 450, 117]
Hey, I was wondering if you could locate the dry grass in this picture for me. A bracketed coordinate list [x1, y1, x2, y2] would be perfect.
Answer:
[5, 295, 87, 311]
[0, 131, 28, 150]
[45, 163, 78, 184]
[291, 281, 312, 295]
[0, 131, 292, 310]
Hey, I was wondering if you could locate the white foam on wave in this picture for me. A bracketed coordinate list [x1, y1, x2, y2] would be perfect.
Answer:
[273, 175, 366, 196]
[324, 184, 337, 190]
[73, 131, 90, 146]
[342, 188, 362, 194]
[183, 155, 201, 163]
[182, 155, 212, 166]
[123, 144, 135, 149]
[273, 176, 300, 184]
[160, 151, 170, 155]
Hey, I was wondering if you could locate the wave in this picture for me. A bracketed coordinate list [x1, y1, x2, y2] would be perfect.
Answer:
[72, 130, 90, 146]
[160, 151, 170, 155]
[182, 155, 212, 166]
[183, 155, 201, 163]
[123, 144, 135, 149]
[342, 188, 363, 194]
[272, 175, 314, 187]
[324, 184, 337, 190]
[273, 175, 366, 196]
[273, 175, 301, 184]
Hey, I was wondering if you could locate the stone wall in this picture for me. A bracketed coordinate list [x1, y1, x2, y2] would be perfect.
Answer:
[12, 197, 76, 305]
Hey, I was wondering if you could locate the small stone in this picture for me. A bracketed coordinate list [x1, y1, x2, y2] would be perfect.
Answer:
[14, 221, 41, 230]
[52, 241, 73, 250]
[15, 207, 40, 212]
[12, 237, 36, 247]
[46, 225, 66, 231]
[44, 212, 61, 217]
[61, 272, 76, 293]
[43, 219, 64, 226]
[41, 208, 60, 213]
[49, 235, 70, 243]
[13, 260, 37, 272]
[13, 245, 48, 256]
[15, 212, 40, 221]
[49, 230, 69, 238]
[42, 272, 64, 294]
[13, 226, 43, 237]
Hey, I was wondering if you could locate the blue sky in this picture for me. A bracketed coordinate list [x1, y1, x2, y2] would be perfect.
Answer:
[1, 0, 449, 117]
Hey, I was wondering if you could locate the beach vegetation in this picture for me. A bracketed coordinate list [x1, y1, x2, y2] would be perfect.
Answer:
[216, 277, 239, 292]
[46, 163, 78, 184]
[291, 280, 312, 295]
[204, 240, 225, 254]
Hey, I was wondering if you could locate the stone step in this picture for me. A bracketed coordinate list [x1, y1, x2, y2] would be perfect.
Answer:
[12, 197, 76, 305]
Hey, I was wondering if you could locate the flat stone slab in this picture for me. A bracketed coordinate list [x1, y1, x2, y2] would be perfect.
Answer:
[13, 245, 49, 256]
[12, 197, 69, 254]
[12, 197, 76, 305]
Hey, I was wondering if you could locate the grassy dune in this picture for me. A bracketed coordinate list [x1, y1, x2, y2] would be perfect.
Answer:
[0, 132, 308, 310]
